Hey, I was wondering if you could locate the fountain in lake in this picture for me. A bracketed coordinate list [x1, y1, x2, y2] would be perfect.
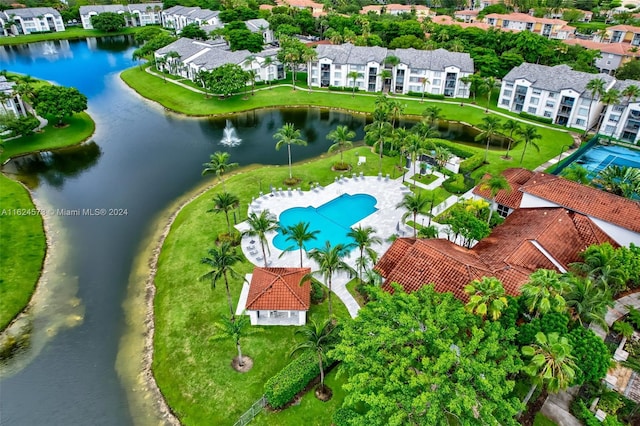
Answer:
[220, 120, 241, 147]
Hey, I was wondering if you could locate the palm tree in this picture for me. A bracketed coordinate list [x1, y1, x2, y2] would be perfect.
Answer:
[387, 99, 405, 129]
[383, 55, 400, 92]
[482, 76, 496, 113]
[402, 134, 426, 187]
[598, 88, 621, 136]
[584, 77, 606, 136]
[562, 275, 613, 330]
[289, 318, 338, 396]
[595, 164, 640, 199]
[347, 70, 360, 97]
[479, 173, 510, 224]
[209, 192, 240, 235]
[422, 105, 443, 127]
[562, 164, 589, 184]
[243, 210, 279, 267]
[475, 116, 502, 163]
[274, 123, 307, 180]
[501, 119, 521, 159]
[200, 242, 244, 320]
[397, 191, 430, 238]
[262, 56, 274, 88]
[516, 125, 542, 165]
[281, 221, 320, 267]
[622, 84, 640, 105]
[520, 269, 567, 317]
[521, 332, 577, 408]
[434, 146, 452, 169]
[327, 125, 355, 165]
[412, 120, 440, 139]
[347, 226, 381, 283]
[463, 277, 508, 321]
[420, 77, 430, 103]
[364, 111, 392, 174]
[212, 314, 251, 368]
[303, 242, 355, 318]
[379, 69, 392, 93]
[571, 242, 630, 294]
[202, 152, 239, 191]
[245, 69, 257, 96]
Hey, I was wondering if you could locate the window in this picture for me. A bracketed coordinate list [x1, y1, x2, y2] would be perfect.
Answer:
[334, 72, 342, 79]
[334, 65, 342, 70]
[501, 98, 510, 106]
[613, 105, 625, 112]
[434, 71, 442, 77]
[546, 101, 555, 108]
[530, 97, 539, 105]
[409, 77, 421, 83]
[497, 204, 509, 218]
[333, 80, 341, 86]
[544, 111, 552, 118]
[580, 98, 591, 106]
[433, 79, 441, 85]
[578, 107, 588, 116]
[506, 82, 514, 88]
[532, 88, 542, 95]
[528, 107, 537, 114]
[503, 90, 512, 97]
[576, 118, 586, 126]
[610, 114, 620, 122]
[605, 125, 616, 133]
[548, 93, 556, 99]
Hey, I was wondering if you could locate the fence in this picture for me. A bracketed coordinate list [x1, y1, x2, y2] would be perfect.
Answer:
[552, 135, 599, 175]
[233, 396, 267, 426]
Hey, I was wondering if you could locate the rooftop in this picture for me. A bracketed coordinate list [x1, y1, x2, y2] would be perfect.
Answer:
[245, 267, 311, 311]
[5, 7, 61, 18]
[473, 168, 535, 209]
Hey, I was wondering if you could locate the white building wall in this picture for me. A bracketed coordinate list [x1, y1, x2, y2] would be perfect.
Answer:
[519, 193, 564, 208]
[601, 101, 640, 144]
[589, 218, 640, 247]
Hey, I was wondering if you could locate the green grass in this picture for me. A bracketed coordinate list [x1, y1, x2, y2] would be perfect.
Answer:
[153, 148, 397, 425]
[409, 173, 438, 185]
[0, 174, 46, 330]
[0, 26, 146, 46]
[403, 183, 452, 206]
[0, 113, 95, 163]
[534, 413, 558, 426]
[345, 278, 365, 307]
[572, 21, 608, 33]
[252, 367, 348, 426]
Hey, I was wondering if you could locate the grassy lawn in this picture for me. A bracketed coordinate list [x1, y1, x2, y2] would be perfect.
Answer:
[409, 173, 438, 185]
[0, 174, 46, 330]
[534, 413, 558, 426]
[252, 367, 348, 426]
[0, 113, 95, 163]
[0, 26, 146, 46]
[345, 278, 365, 307]
[403, 183, 452, 206]
[153, 148, 397, 425]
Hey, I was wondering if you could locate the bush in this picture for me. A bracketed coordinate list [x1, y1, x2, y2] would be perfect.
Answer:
[264, 351, 321, 409]
[626, 306, 640, 330]
[333, 407, 360, 426]
[442, 173, 473, 194]
[569, 326, 610, 385]
[0, 115, 39, 137]
[459, 153, 485, 174]
[406, 91, 445, 100]
[311, 280, 325, 304]
[519, 111, 553, 124]
[540, 312, 569, 335]
[571, 399, 602, 426]
[424, 138, 474, 158]
[328, 86, 359, 93]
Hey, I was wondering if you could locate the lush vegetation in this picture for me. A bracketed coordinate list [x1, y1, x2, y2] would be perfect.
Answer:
[0, 174, 46, 330]
[0, 26, 145, 46]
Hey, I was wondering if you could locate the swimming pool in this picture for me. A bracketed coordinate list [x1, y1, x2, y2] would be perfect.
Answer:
[272, 193, 378, 251]
[571, 144, 640, 176]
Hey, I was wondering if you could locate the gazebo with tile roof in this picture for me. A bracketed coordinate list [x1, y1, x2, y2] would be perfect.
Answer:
[243, 267, 311, 326]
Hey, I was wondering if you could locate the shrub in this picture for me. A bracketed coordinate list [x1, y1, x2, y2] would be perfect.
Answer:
[626, 306, 640, 330]
[406, 91, 445, 100]
[597, 389, 625, 415]
[519, 111, 553, 125]
[571, 399, 602, 426]
[310, 281, 325, 304]
[333, 406, 360, 426]
[217, 232, 240, 246]
[264, 351, 322, 408]
[442, 173, 472, 194]
[424, 138, 473, 158]
[568, 326, 610, 385]
[0, 115, 39, 137]
[459, 153, 484, 174]
[328, 86, 359, 92]
[540, 312, 569, 335]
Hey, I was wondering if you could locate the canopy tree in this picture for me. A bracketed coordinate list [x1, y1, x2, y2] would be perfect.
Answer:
[33, 85, 88, 127]
[90, 12, 125, 32]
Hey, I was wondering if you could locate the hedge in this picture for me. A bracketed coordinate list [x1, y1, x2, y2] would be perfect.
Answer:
[333, 407, 360, 426]
[459, 153, 484, 174]
[264, 351, 321, 409]
[328, 86, 360, 92]
[442, 173, 471, 194]
[424, 138, 474, 158]
[519, 111, 553, 125]
[406, 91, 446, 100]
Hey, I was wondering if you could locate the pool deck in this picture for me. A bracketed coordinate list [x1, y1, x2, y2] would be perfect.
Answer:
[236, 174, 415, 318]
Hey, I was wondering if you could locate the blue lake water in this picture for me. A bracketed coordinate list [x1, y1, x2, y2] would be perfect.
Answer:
[272, 193, 378, 251]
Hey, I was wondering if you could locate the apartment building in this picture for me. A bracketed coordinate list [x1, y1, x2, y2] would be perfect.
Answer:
[308, 43, 473, 97]
[360, 4, 433, 18]
[498, 63, 615, 131]
[0, 76, 27, 117]
[2, 7, 65, 36]
[483, 13, 575, 39]
[161, 6, 220, 32]
[563, 38, 637, 75]
[80, 4, 162, 30]
[599, 79, 640, 144]
[600, 24, 640, 45]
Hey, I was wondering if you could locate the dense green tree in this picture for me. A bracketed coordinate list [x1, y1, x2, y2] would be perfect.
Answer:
[202, 151, 238, 190]
[274, 123, 307, 180]
[331, 285, 523, 425]
[180, 22, 208, 40]
[281, 221, 319, 267]
[132, 33, 176, 58]
[567, 325, 611, 385]
[90, 12, 125, 32]
[561, 164, 590, 184]
[227, 29, 264, 53]
[594, 165, 640, 199]
[33, 85, 88, 126]
[200, 242, 244, 320]
[464, 276, 508, 321]
[208, 63, 248, 97]
[571, 242, 640, 294]
[447, 208, 491, 248]
[243, 210, 279, 267]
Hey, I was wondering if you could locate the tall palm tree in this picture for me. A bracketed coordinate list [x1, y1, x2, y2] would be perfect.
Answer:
[347, 70, 360, 97]
[520, 269, 567, 317]
[212, 314, 251, 368]
[243, 210, 279, 267]
[347, 226, 381, 283]
[402, 134, 426, 187]
[364, 110, 393, 174]
[397, 191, 430, 238]
[434, 146, 453, 169]
[475, 116, 502, 163]
[289, 318, 338, 395]
[383, 55, 400, 92]
[422, 105, 443, 127]
[327, 125, 355, 164]
[622, 84, 640, 105]
[521, 332, 577, 408]
[501, 119, 521, 159]
[562, 275, 613, 330]
[598, 88, 621, 136]
[584, 77, 606, 136]
[479, 173, 510, 224]
[200, 242, 244, 320]
[463, 277, 508, 321]
[209, 191, 240, 235]
[379, 69, 392, 93]
[281, 221, 320, 267]
[303, 242, 355, 318]
[274, 123, 307, 180]
[482, 76, 496, 113]
[420, 76, 430, 103]
[202, 151, 239, 191]
[516, 125, 542, 165]
[387, 99, 404, 129]
[412, 120, 440, 139]
[262, 56, 274, 88]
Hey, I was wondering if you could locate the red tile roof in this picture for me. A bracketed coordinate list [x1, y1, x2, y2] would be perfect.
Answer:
[563, 38, 638, 56]
[520, 172, 640, 233]
[473, 168, 535, 209]
[607, 24, 640, 33]
[245, 267, 311, 311]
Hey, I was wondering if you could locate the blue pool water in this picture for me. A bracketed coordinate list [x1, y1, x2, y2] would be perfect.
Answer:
[273, 193, 378, 251]
[573, 144, 640, 176]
